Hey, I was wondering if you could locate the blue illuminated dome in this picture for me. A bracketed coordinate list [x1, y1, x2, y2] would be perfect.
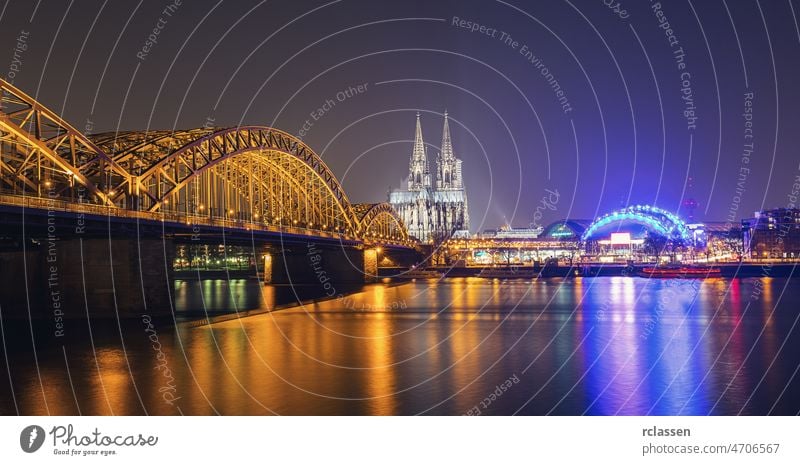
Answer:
[581, 205, 689, 241]
[541, 220, 592, 240]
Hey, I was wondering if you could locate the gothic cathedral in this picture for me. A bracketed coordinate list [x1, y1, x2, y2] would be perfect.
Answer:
[389, 112, 470, 242]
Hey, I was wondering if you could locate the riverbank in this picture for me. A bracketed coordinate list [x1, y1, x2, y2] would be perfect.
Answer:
[380, 263, 800, 278]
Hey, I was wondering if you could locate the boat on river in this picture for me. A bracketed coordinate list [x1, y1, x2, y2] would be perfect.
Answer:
[477, 267, 540, 279]
[401, 267, 444, 279]
[637, 265, 722, 278]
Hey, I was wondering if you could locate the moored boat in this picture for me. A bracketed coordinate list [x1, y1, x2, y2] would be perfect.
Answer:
[637, 265, 722, 278]
[477, 267, 540, 279]
[401, 267, 444, 279]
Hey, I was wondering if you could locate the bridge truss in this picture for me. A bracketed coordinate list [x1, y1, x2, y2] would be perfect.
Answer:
[0, 78, 413, 247]
[353, 203, 410, 246]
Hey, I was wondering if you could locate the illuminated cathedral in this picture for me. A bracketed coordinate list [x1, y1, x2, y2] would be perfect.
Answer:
[389, 112, 470, 242]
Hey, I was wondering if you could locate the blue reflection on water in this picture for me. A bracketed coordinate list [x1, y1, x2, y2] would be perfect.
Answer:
[1, 276, 798, 415]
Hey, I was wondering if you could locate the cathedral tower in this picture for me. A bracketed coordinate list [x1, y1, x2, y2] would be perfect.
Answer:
[408, 113, 430, 190]
[436, 111, 463, 190]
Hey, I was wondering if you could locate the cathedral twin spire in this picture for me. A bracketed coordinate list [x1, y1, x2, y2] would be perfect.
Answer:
[392, 111, 471, 242]
[408, 111, 461, 191]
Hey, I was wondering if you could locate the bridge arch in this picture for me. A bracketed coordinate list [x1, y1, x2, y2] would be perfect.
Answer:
[353, 203, 410, 244]
[0, 78, 415, 243]
[102, 127, 360, 234]
[0, 78, 129, 205]
[581, 205, 689, 242]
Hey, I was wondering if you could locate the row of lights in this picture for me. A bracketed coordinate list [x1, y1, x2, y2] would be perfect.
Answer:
[62, 188, 411, 244]
[223, 211, 355, 233]
[33, 181, 412, 247]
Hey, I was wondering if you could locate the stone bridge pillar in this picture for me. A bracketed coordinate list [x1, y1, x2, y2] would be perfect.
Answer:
[363, 248, 378, 283]
[0, 238, 174, 322]
[266, 243, 373, 287]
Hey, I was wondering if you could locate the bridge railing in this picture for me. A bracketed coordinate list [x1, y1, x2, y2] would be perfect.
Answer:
[0, 193, 362, 242]
[0, 193, 418, 247]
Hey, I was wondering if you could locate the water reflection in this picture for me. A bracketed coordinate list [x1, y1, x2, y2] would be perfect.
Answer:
[1, 277, 799, 415]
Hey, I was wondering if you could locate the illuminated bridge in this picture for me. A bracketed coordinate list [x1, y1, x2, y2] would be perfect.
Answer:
[0, 78, 416, 318]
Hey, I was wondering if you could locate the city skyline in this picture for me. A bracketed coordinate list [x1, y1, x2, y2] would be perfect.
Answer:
[2, 0, 800, 438]
[2, 0, 799, 229]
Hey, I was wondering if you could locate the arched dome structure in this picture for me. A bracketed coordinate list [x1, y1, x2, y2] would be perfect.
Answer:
[581, 205, 689, 242]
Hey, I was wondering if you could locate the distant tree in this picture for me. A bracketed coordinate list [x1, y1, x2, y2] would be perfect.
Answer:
[667, 233, 688, 263]
[643, 233, 668, 263]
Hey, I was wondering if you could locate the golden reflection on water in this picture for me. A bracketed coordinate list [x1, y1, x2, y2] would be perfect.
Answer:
[363, 309, 398, 415]
[97, 349, 139, 415]
[3, 277, 799, 415]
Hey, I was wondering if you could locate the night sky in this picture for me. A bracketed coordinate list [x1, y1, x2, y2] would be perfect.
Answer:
[2, 0, 799, 232]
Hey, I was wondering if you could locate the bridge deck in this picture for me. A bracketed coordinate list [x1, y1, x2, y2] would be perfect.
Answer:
[0, 193, 412, 249]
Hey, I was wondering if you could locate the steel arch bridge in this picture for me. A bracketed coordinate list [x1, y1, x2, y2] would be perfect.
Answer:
[352, 203, 410, 245]
[0, 78, 412, 247]
[581, 205, 689, 241]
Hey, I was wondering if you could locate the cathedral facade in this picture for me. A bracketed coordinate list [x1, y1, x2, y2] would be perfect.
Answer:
[389, 112, 470, 242]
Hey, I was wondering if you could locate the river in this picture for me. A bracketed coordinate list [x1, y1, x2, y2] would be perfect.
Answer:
[1, 276, 799, 415]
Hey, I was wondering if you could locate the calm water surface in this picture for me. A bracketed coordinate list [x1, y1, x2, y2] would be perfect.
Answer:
[2, 277, 799, 415]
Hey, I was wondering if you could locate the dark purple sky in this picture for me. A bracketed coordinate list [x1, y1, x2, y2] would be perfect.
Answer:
[2, 0, 799, 232]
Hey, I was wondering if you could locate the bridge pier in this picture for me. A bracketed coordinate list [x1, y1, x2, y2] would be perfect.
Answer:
[265, 243, 377, 287]
[0, 238, 174, 321]
[380, 248, 422, 268]
[364, 248, 378, 282]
